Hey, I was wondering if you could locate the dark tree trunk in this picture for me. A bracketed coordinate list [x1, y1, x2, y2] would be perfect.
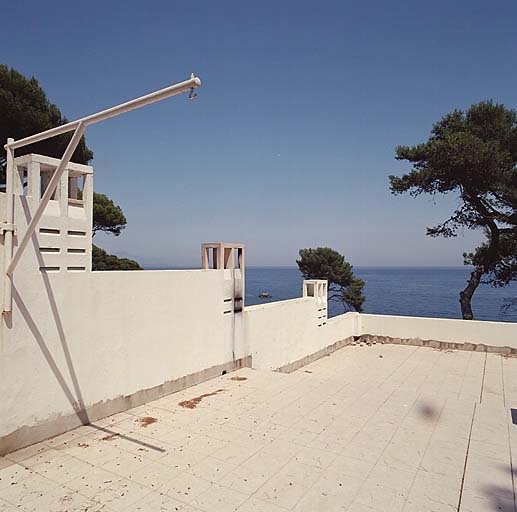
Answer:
[458, 192, 501, 320]
[459, 266, 484, 320]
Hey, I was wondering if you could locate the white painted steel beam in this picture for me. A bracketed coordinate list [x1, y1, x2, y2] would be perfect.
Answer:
[3, 138, 14, 312]
[3, 74, 201, 312]
[5, 74, 201, 150]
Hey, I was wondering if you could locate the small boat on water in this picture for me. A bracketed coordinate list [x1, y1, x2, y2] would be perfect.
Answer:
[258, 292, 272, 299]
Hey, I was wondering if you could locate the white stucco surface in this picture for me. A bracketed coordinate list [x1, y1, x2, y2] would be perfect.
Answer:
[1, 269, 245, 442]
[359, 313, 517, 347]
[4, 268, 517, 450]
[245, 300, 357, 370]
[0, 155, 251, 450]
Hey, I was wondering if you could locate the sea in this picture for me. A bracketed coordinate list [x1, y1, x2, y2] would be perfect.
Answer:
[245, 266, 517, 322]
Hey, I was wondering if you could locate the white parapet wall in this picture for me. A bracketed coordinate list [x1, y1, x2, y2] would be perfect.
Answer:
[244, 298, 359, 371]
[0, 269, 248, 453]
[359, 313, 517, 348]
[244, 278, 359, 371]
[0, 154, 250, 455]
[244, 306, 517, 373]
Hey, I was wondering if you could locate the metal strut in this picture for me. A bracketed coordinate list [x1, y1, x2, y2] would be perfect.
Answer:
[3, 73, 202, 313]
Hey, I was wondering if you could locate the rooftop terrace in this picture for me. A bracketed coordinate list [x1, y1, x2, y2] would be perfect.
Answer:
[1, 344, 515, 512]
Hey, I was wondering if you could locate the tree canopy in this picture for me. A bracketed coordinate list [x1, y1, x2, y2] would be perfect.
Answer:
[93, 192, 127, 237]
[297, 247, 365, 312]
[0, 64, 139, 271]
[92, 245, 141, 271]
[390, 100, 517, 319]
[0, 64, 92, 168]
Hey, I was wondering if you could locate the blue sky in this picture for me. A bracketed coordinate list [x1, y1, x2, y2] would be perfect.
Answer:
[3, 1, 517, 266]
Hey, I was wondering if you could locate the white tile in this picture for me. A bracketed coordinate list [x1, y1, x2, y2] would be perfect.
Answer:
[186, 456, 236, 483]
[183, 435, 229, 456]
[66, 466, 123, 497]
[20, 486, 97, 512]
[102, 453, 153, 478]
[291, 446, 337, 469]
[352, 481, 408, 511]
[365, 463, 415, 492]
[1, 472, 59, 508]
[459, 490, 514, 512]
[15, 448, 63, 470]
[218, 464, 272, 495]
[31, 454, 94, 484]
[461, 454, 513, 500]
[406, 470, 461, 510]
[6, 443, 49, 463]
[341, 438, 386, 464]
[329, 455, 374, 480]
[419, 440, 467, 477]
[95, 478, 153, 511]
[0, 498, 18, 512]
[236, 496, 288, 512]
[321, 468, 366, 500]
[294, 486, 352, 512]
[128, 461, 180, 490]
[44, 430, 88, 450]
[0, 458, 15, 472]
[190, 483, 248, 511]
[157, 472, 213, 502]
[158, 447, 207, 472]
[377, 439, 425, 473]
[211, 441, 262, 466]
[0, 462, 33, 490]
[347, 503, 377, 512]
[60, 440, 124, 466]
[126, 490, 193, 511]
[262, 438, 304, 458]
[254, 468, 317, 509]
[240, 449, 291, 478]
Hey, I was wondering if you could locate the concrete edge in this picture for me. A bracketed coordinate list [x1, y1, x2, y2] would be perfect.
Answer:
[0, 355, 252, 456]
[357, 334, 517, 355]
[275, 337, 355, 373]
[274, 333, 517, 376]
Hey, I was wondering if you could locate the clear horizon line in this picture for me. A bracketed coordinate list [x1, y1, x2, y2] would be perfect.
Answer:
[142, 264, 470, 269]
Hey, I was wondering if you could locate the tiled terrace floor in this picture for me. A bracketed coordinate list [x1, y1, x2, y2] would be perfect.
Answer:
[1, 344, 517, 512]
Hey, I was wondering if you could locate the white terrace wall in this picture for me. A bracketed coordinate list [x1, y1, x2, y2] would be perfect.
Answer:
[0, 269, 247, 454]
[359, 313, 517, 348]
[242, 278, 517, 370]
[244, 281, 359, 371]
[244, 299, 358, 370]
[244, 307, 517, 372]
[0, 155, 248, 455]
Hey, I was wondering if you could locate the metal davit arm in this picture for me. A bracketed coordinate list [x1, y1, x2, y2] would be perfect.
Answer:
[3, 74, 202, 312]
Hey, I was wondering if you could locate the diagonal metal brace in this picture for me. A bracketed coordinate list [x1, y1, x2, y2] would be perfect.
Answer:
[6, 123, 86, 277]
[3, 73, 202, 314]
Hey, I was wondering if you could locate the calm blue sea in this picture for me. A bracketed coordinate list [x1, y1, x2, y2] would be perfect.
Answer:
[245, 267, 517, 322]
